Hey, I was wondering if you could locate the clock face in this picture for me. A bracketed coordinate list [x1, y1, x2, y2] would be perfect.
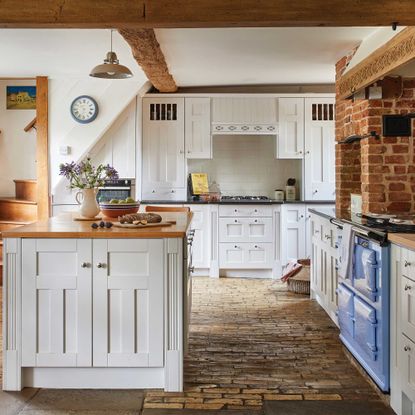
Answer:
[70, 95, 98, 123]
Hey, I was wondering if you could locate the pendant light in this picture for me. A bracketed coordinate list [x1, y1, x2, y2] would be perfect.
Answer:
[90, 30, 133, 79]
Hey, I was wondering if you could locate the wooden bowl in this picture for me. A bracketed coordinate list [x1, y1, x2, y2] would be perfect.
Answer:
[99, 203, 140, 218]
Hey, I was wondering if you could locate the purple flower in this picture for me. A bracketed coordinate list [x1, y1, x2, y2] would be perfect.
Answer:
[59, 159, 119, 190]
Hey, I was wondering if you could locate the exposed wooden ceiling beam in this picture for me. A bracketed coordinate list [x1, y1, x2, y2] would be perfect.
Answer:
[338, 27, 415, 100]
[0, 1, 415, 28]
[119, 28, 177, 93]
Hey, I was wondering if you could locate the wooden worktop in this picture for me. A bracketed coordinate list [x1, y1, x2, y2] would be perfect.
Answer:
[1, 212, 193, 239]
[388, 233, 415, 250]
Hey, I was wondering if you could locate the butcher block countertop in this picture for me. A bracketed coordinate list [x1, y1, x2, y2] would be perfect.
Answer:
[1, 211, 193, 239]
[388, 233, 415, 250]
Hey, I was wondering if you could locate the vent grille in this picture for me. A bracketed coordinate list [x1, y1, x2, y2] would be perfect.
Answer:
[150, 103, 177, 121]
[312, 103, 334, 121]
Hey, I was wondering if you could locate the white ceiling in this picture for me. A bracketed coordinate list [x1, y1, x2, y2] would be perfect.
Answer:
[155, 27, 378, 86]
[0, 29, 147, 81]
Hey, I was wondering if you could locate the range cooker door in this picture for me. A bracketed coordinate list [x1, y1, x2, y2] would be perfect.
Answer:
[353, 242, 378, 302]
[354, 295, 377, 362]
[337, 283, 354, 339]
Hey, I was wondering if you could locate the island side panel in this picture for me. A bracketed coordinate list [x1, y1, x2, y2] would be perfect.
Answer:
[164, 237, 184, 392]
[3, 238, 22, 391]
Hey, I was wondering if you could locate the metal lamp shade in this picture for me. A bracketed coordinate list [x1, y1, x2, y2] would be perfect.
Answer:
[90, 63, 133, 79]
[90, 51, 133, 79]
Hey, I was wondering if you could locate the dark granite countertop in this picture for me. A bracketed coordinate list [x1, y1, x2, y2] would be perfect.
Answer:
[141, 199, 335, 205]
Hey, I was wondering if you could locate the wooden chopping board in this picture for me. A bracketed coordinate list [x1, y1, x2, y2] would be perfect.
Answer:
[113, 221, 175, 229]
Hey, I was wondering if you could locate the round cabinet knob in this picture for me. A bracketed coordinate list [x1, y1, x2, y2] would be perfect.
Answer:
[313, 189, 319, 194]
[405, 260, 411, 268]
[254, 209, 258, 213]
[234, 219, 238, 223]
[152, 190, 156, 193]
[254, 245, 258, 249]
[254, 219, 258, 223]
[306, 150, 310, 155]
[187, 150, 191, 153]
[81, 262, 89, 268]
[298, 150, 303, 154]
[405, 284, 412, 291]
[189, 266, 195, 273]
[300, 215, 304, 219]
[405, 345, 411, 352]
[234, 209, 238, 213]
[97, 263, 105, 269]
[234, 245, 238, 249]
[171, 189, 175, 193]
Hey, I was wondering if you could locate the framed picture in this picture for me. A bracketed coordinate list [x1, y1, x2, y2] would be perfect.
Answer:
[6, 86, 36, 110]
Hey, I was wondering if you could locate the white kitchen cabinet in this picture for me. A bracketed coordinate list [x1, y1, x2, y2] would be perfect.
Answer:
[185, 98, 212, 159]
[212, 97, 277, 124]
[277, 98, 304, 159]
[184, 204, 211, 271]
[142, 98, 186, 200]
[219, 217, 273, 243]
[219, 242, 274, 269]
[21, 238, 164, 370]
[22, 239, 93, 367]
[281, 204, 306, 265]
[93, 239, 164, 367]
[304, 98, 335, 201]
[309, 212, 339, 325]
[90, 100, 136, 178]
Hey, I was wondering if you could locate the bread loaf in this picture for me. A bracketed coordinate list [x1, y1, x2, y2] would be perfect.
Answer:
[118, 212, 162, 224]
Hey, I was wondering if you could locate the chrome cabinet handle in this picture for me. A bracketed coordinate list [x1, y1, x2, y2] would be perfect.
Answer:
[405, 345, 411, 352]
[97, 263, 106, 269]
[405, 260, 411, 267]
[81, 262, 89, 268]
[189, 266, 195, 273]
[405, 284, 412, 291]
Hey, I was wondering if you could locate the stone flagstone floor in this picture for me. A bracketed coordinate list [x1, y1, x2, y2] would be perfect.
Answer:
[1, 277, 385, 414]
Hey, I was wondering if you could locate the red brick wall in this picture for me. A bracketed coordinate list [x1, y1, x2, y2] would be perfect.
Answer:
[336, 55, 415, 215]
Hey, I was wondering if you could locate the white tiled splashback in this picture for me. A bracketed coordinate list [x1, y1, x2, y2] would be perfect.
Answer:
[187, 135, 302, 197]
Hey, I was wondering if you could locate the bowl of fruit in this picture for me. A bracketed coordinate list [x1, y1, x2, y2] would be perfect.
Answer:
[99, 197, 140, 218]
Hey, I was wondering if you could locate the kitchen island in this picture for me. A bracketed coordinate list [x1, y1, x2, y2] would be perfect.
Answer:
[2, 212, 193, 392]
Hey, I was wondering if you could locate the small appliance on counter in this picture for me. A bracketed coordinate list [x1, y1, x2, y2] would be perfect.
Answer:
[285, 178, 297, 201]
[97, 179, 135, 203]
[274, 189, 284, 202]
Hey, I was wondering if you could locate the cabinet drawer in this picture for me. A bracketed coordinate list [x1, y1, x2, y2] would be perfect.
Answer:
[219, 243, 273, 269]
[141, 188, 186, 201]
[219, 205, 272, 217]
[402, 248, 415, 281]
[400, 334, 415, 402]
[402, 275, 415, 342]
[219, 217, 273, 243]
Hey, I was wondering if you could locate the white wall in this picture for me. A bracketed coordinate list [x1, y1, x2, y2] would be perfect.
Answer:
[0, 79, 36, 197]
[188, 135, 302, 198]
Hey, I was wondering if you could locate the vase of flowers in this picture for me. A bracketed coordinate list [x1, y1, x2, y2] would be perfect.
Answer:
[59, 158, 118, 218]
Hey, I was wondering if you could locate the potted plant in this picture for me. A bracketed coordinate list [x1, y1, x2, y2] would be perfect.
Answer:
[59, 158, 118, 218]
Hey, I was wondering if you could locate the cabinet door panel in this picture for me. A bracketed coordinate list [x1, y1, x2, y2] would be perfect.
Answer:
[281, 204, 306, 264]
[185, 205, 211, 269]
[93, 239, 164, 368]
[304, 98, 335, 200]
[401, 334, 415, 402]
[22, 239, 92, 367]
[277, 98, 304, 159]
[142, 98, 185, 190]
[402, 275, 415, 342]
[185, 98, 211, 159]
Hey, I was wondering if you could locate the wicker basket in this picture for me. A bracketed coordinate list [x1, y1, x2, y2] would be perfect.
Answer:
[287, 264, 310, 295]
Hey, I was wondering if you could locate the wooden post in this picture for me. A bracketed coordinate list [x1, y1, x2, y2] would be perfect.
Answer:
[36, 76, 50, 220]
